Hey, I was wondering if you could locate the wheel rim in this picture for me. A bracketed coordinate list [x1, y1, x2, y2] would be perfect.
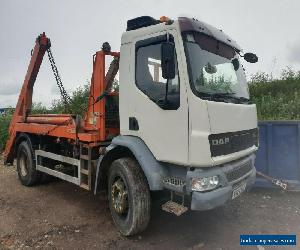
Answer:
[111, 177, 129, 217]
[19, 152, 28, 177]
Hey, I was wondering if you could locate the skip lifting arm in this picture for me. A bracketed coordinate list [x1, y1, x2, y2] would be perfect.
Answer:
[4, 33, 50, 164]
[4, 33, 71, 164]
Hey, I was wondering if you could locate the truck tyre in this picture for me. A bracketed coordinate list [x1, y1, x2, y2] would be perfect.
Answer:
[108, 157, 151, 236]
[16, 141, 39, 186]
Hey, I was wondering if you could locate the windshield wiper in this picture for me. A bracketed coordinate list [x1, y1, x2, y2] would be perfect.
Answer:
[235, 96, 250, 104]
[202, 92, 250, 104]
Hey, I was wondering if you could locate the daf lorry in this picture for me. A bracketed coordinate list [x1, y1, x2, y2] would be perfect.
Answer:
[4, 16, 259, 235]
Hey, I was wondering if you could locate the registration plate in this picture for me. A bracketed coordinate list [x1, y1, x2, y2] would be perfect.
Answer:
[232, 182, 247, 199]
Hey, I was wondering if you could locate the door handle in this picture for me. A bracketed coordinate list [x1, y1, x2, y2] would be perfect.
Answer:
[129, 117, 139, 131]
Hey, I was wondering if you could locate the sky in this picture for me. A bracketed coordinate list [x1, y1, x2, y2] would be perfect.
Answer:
[0, 0, 300, 108]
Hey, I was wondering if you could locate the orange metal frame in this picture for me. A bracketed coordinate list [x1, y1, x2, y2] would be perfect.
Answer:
[4, 33, 120, 164]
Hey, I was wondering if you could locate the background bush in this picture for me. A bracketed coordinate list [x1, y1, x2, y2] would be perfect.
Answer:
[0, 115, 12, 150]
[249, 67, 300, 120]
[51, 83, 90, 115]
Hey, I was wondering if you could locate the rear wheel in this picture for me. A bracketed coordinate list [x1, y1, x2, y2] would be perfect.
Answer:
[108, 158, 151, 236]
[16, 141, 39, 186]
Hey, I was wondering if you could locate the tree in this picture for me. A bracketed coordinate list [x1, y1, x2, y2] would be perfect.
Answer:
[51, 83, 90, 116]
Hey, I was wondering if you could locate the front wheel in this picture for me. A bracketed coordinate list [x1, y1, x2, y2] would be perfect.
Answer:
[108, 158, 151, 236]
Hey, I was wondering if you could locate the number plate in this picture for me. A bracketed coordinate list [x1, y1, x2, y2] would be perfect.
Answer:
[232, 182, 247, 199]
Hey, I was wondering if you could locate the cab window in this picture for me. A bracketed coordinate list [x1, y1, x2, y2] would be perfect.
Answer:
[135, 37, 180, 110]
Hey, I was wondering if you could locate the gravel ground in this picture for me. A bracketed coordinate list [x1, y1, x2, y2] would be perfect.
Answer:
[0, 160, 299, 250]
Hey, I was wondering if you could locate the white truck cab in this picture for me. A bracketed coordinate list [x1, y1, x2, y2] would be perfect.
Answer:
[119, 16, 258, 167]
[114, 16, 258, 213]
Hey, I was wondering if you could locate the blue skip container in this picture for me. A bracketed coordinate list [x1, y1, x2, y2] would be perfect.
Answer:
[254, 121, 300, 191]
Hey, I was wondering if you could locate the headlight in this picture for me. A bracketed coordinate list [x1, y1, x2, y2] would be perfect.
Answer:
[191, 176, 219, 192]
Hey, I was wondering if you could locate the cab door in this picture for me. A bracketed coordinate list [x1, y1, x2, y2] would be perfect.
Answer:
[120, 30, 189, 165]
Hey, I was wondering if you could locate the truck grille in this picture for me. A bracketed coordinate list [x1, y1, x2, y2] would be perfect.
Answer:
[163, 177, 185, 187]
[163, 177, 185, 192]
[209, 128, 258, 157]
[225, 161, 253, 183]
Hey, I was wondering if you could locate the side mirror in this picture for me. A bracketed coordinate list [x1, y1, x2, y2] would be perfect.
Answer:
[231, 58, 240, 71]
[244, 53, 258, 63]
[161, 42, 175, 79]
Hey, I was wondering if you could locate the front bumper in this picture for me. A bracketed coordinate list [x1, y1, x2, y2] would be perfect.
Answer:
[190, 168, 255, 210]
[163, 153, 256, 211]
[187, 154, 256, 211]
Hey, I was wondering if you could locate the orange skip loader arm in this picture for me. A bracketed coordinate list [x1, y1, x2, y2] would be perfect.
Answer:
[3, 33, 50, 164]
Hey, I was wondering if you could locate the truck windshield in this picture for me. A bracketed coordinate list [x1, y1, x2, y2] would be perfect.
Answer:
[184, 32, 249, 103]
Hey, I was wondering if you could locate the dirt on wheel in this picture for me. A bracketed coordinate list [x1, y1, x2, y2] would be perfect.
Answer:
[0, 158, 300, 250]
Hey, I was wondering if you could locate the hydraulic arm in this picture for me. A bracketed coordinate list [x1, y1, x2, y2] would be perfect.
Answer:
[4, 33, 50, 164]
